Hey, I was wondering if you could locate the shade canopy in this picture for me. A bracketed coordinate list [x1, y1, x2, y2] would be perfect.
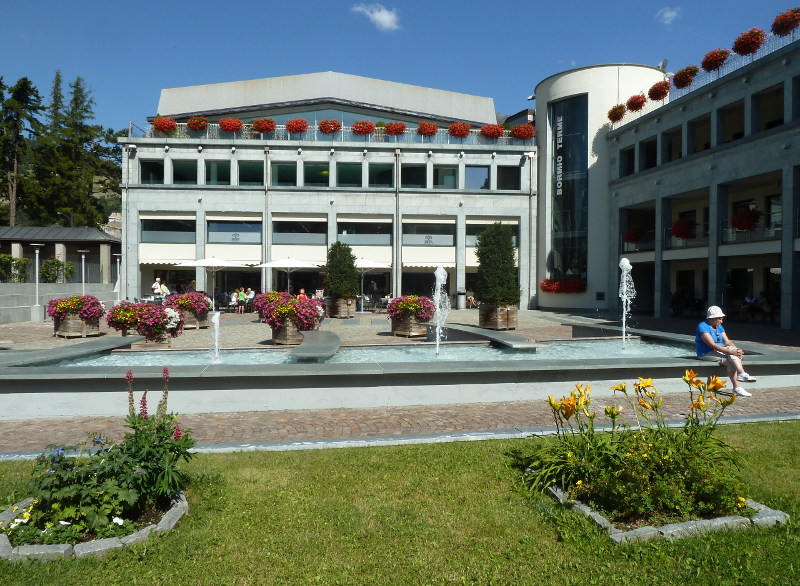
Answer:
[173, 257, 251, 310]
[254, 257, 320, 293]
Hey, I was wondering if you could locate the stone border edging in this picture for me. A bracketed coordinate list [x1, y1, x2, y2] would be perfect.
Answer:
[546, 486, 789, 544]
[0, 493, 188, 562]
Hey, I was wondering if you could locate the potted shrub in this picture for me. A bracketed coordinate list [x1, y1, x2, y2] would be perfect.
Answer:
[416, 121, 438, 137]
[647, 80, 671, 101]
[318, 119, 342, 134]
[384, 121, 407, 136]
[608, 104, 626, 123]
[626, 94, 647, 112]
[106, 301, 139, 336]
[448, 122, 471, 139]
[351, 120, 376, 136]
[324, 241, 360, 319]
[47, 295, 105, 338]
[772, 8, 800, 37]
[701, 49, 731, 72]
[732, 28, 766, 57]
[165, 291, 213, 329]
[152, 115, 177, 135]
[285, 117, 309, 135]
[186, 116, 208, 132]
[218, 117, 243, 133]
[672, 65, 700, 89]
[480, 124, 505, 139]
[134, 304, 184, 344]
[511, 123, 535, 140]
[251, 118, 276, 133]
[474, 223, 520, 330]
[258, 291, 324, 345]
[387, 295, 435, 337]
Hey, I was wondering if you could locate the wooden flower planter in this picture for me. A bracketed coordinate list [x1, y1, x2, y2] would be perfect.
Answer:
[185, 314, 209, 330]
[271, 319, 304, 345]
[478, 304, 518, 331]
[326, 297, 356, 319]
[391, 316, 428, 338]
[54, 315, 101, 338]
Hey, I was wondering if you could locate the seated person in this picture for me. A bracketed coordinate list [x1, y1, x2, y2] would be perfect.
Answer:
[696, 305, 757, 397]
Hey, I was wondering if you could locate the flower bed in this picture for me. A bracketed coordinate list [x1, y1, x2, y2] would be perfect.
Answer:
[672, 65, 700, 89]
[647, 80, 670, 101]
[448, 122, 471, 139]
[386, 295, 434, 321]
[732, 28, 766, 57]
[285, 118, 308, 134]
[480, 124, 505, 139]
[255, 291, 323, 332]
[511, 123, 535, 140]
[318, 119, 342, 134]
[134, 304, 184, 343]
[152, 116, 177, 134]
[106, 301, 138, 333]
[416, 121, 438, 137]
[539, 278, 587, 294]
[251, 118, 276, 133]
[218, 117, 243, 133]
[701, 49, 731, 72]
[625, 94, 646, 112]
[384, 121, 407, 136]
[607, 104, 626, 123]
[772, 8, 800, 37]
[186, 116, 208, 132]
[351, 120, 376, 136]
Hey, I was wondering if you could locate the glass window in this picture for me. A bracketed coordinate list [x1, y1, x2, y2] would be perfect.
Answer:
[718, 101, 745, 144]
[402, 223, 455, 246]
[661, 127, 682, 163]
[368, 163, 394, 188]
[304, 163, 330, 187]
[272, 221, 326, 245]
[688, 115, 711, 154]
[173, 160, 197, 185]
[238, 161, 264, 186]
[466, 224, 519, 246]
[207, 221, 262, 244]
[433, 166, 457, 189]
[619, 146, 635, 177]
[140, 219, 195, 243]
[140, 161, 164, 184]
[336, 162, 362, 187]
[753, 85, 784, 131]
[497, 166, 521, 190]
[337, 221, 392, 245]
[205, 161, 231, 185]
[639, 137, 657, 170]
[465, 166, 489, 190]
[271, 163, 297, 186]
[401, 164, 426, 188]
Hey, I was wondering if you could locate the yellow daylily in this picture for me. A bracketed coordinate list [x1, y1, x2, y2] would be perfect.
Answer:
[636, 377, 654, 389]
[707, 375, 727, 393]
[610, 382, 627, 393]
[547, 395, 561, 411]
[560, 396, 578, 418]
[638, 399, 653, 410]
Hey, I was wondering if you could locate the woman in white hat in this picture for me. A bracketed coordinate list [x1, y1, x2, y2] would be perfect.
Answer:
[696, 305, 756, 397]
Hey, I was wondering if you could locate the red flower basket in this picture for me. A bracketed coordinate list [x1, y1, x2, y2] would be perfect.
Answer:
[701, 49, 731, 72]
[384, 121, 407, 136]
[448, 122, 471, 139]
[285, 118, 309, 134]
[624, 228, 644, 244]
[772, 8, 800, 37]
[152, 116, 177, 134]
[626, 94, 647, 112]
[480, 124, 505, 139]
[416, 121, 438, 137]
[218, 117, 243, 133]
[647, 80, 671, 101]
[608, 104, 626, 123]
[252, 118, 276, 133]
[351, 120, 376, 136]
[511, 123, 535, 140]
[539, 278, 587, 294]
[318, 119, 342, 134]
[732, 28, 766, 57]
[730, 208, 763, 232]
[672, 65, 700, 89]
[670, 220, 694, 240]
[186, 116, 208, 132]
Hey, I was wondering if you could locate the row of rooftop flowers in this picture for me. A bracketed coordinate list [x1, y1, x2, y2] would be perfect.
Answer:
[139, 116, 536, 146]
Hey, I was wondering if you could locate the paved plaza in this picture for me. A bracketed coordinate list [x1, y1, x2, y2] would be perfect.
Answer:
[0, 309, 798, 458]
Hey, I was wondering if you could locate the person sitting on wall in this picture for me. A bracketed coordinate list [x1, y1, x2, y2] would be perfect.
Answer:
[696, 305, 757, 397]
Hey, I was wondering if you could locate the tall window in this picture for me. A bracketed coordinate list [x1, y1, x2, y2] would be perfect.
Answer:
[205, 161, 231, 185]
[433, 166, 457, 189]
[271, 163, 296, 186]
[497, 166, 521, 190]
[402, 223, 455, 246]
[238, 161, 264, 186]
[401, 164, 426, 188]
[272, 221, 326, 245]
[207, 221, 262, 244]
[465, 166, 489, 190]
[173, 161, 197, 185]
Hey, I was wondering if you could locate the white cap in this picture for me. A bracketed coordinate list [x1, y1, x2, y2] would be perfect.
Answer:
[707, 306, 725, 319]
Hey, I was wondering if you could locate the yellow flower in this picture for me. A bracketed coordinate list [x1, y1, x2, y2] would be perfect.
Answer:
[575, 480, 583, 486]
[691, 394, 706, 411]
[638, 399, 653, 410]
[560, 397, 578, 419]
[567, 451, 574, 460]
[683, 369, 703, 388]
[636, 377, 654, 389]
[547, 395, 561, 411]
[707, 375, 727, 393]
[642, 453, 649, 458]
[610, 382, 627, 393]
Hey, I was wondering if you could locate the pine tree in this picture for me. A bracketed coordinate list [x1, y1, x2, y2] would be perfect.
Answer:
[474, 223, 520, 306]
[324, 241, 360, 298]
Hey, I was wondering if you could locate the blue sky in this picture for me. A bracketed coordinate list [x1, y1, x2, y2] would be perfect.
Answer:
[1, 1, 793, 130]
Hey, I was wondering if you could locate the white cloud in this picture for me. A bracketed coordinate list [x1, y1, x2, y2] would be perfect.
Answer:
[351, 4, 400, 32]
[655, 7, 681, 25]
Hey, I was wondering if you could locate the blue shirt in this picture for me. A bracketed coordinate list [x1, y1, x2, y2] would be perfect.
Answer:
[696, 321, 725, 356]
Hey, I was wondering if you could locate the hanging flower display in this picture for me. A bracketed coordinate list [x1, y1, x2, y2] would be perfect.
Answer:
[511, 123, 535, 140]
[701, 49, 731, 72]
[285, 118, 309, 134]
[252, 118, 276, 133]
[384, 121, 407, 136]
[647, 80, 671, 101]
[218, 117, 243, 133]
[626, 94, 647, 112]
[732, 28, 767, 57]
[772, 8, 800, 37]
[448, 122, 471, 139]
[186, 116, 208, 131]
[318, 119, 342, 134]
[730, 208, 763, 231]
[670, 220, 694, 239]
[416, 121, 438, 137]
[152, 116, 177, 134]
[624, 228, 644, 244]
[608, 104, 626, 123]
[539, 278, 587, 294]
[480, 124, 505, 139]
[351, 120, 376, 136]
[672, 65, 700, 89]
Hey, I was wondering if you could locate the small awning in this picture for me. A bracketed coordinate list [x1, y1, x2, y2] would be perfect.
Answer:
[402, 262, 456, 268]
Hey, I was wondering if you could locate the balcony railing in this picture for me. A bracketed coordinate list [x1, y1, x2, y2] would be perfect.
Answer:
[722, 213, 782, 244]
[127, 123, 534, 147]
[620, 229, 656, 253]
[664, 224, 709, 249]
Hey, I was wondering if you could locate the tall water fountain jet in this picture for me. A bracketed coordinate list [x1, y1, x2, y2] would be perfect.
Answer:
[210, 311, 221, 362]
[618, 258, 636, 344]
[432, 266, 451, 358]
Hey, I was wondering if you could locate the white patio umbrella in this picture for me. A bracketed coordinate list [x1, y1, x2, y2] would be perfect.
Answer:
[174, 257, 251, 310]
[254, 257, 320, 294]
[354, 257, 391, 296]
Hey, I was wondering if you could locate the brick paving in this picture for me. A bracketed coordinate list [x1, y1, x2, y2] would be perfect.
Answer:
[0, 309, 798, 457]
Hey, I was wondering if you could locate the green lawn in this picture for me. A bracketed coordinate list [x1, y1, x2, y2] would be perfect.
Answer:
[1, 421, 798, 585]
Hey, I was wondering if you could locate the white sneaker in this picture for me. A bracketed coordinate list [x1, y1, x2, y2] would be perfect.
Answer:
[737, 373, 757, 383]
[733, 387, 752, 397]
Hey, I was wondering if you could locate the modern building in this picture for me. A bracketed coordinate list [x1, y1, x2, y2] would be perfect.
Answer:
[119, 72, 537, 304]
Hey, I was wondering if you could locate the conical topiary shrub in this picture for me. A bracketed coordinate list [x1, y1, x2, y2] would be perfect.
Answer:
[324, 241, 360, 318]
[474, 223, 520, 330]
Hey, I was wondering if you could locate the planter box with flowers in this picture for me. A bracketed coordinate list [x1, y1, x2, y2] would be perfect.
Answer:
[351, 120, 376, 136]
[251, 118, 276, 134]
[384, 121, 407, 136]
[416, 121, 438, 138]
[732, 28, 766, 57]
[387, 295, 434, 337]
[730, 208, 763, 232]
[285, 118, 308, 135]
[539, 278, 587, 294]
[701, 49, 731, 73]
[647, 80, 671, 102]
[186, 116, 208, 132]
[448, 122, 471, 140]
[152, 115, 177, 136]
[132, 304, 184, 346]
[165, 291, 212, 329]
[772, 8, 800, 37]
[218, 117, 243, 133]
[670, 220, 695, 240]
[673, 65, 700, 89]
[480, 124, 505, 140]
[511, 123, 535, 140]
[106, 301, 139, 336]
[608, 105, 626, 123]
[318, 119, 342, 134]
[626, 94, 647, 112]
[623, 228, 644, 245]
[47, 295, 105, 338]
[257, 291, 324, 345]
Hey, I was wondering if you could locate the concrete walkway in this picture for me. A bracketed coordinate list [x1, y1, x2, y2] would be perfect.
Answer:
[0, 309, 797, 459]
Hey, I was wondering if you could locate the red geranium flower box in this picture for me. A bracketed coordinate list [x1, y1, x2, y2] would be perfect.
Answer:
[511, 123, 535, 140]
[218, 117, 243, 133]
[672, 65, 700, 89]
[626, 94, 647, 112]
[416, 121, 438, 137]
[351, 120, 376, 136]
[252, 118, 276, 133]
[318, 119, 342, 134]
[384, 121, 407, 136]
[285, 118, 309, 134]
[624, 228, 644, 244]
[448, 122, 471, 139]
[732, 28, 766, 57]
[647, 80, 671, 102]
[608, 105, 626, 123]
[152, 116, 177, 134]
[539, 278, 587, 294]
[187, 116, 208, 131]
[480, 124, 505, 139]
[772, 8, 800, 37]
[670, 220, 694, 240]
[701, 49, 731, 72]
[730, 208, 763, 232]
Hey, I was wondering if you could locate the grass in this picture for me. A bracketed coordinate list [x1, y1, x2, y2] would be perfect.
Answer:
[1, 421, 799, 585]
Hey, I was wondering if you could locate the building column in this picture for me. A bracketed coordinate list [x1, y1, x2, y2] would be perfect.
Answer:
[781, 165, 798, 328]
[654, 197, 670, 317]
[195, 210, 207, 292]
[10, 242, 23, 258]
[455, 213, 466, 308]
[100, 243, 111, 284]
[707, 183, 727, 306]
[55, 243, 67, 284]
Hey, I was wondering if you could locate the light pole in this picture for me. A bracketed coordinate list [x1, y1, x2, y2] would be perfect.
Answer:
[113, 253, 122, 303]
[31, 244, 44, 307]
[77, 249, 89, 296]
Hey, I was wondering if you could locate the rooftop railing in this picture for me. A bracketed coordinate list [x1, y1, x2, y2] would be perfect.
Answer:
[126, 123, 534, 147]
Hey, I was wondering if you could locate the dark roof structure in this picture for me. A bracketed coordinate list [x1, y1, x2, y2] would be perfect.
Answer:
[0, 226, 120, 243]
